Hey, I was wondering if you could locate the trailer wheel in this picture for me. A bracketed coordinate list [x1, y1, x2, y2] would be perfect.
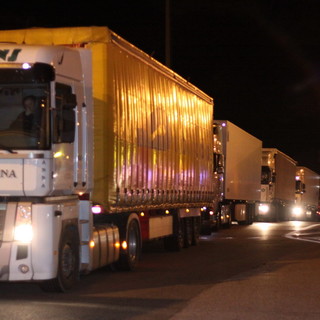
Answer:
[184, 218, 193, 248]
[40, 227, 79, 292]
[191, 217, 200, 246]
[212, 216, 220, 232]
[164, 220, 184, 251]
[117, 217, 141, 271]
[200, 223, 212, 236]
[224, 216, 232, 228]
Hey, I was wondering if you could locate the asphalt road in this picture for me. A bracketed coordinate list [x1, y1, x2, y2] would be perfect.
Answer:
[0, 221, 320, 320]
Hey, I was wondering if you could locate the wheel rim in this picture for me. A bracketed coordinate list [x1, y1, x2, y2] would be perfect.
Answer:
[128, 223, 139, 262]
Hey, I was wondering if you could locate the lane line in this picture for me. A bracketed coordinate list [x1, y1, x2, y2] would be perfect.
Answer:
[285, 224, 320, 244]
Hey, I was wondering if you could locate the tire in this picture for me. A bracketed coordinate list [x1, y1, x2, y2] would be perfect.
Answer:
[212, 218, 220, 232]
[200, 224, 212, 236]
[117, 217, 141, 271]
[40, 227, 79, 292]
[184, 218, 193, 248]
[164, 221, 184, 252]
[225, 216, 232, 228]
[191, 217, 200, 246]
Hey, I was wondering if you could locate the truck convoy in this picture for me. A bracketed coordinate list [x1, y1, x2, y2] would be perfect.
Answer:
[0, 26, 215, 291]
[0, 25, 317, 292]
[257, 148, 297, 221]
[291, 166, 320, 221]
[201, 120, 262, 233]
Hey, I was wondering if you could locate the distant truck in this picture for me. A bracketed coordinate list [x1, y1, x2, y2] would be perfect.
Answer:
[291, 167, 320, 221]
[201, 120, 262, 233]
[0, 26, 215, 291]
[257, 148, 297, 221]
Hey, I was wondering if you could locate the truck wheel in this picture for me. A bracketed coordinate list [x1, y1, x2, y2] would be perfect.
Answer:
[225, 216, 232, 228]
[212, 216, 220, 232]
[191, 217, 200, 246]
[184, 218, 193, 248]
[164, 221, 184, 251]
[117, 217, 141, 271]
[200, 223, 212, 236]
[40, 227, 79, 292]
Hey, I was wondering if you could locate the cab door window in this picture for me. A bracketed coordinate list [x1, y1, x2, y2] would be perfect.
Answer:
[53, 83, 76, 143]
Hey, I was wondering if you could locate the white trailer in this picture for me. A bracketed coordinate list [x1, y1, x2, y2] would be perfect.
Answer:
[257, 148, 297, 221]
[201, 120, 262, 232]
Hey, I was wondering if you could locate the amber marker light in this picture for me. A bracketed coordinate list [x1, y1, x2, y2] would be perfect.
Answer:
[121, 241, 128, 250]
[54, 151, 63, 158]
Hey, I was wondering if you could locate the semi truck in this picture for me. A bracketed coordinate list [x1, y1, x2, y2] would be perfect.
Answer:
[0, 26, 215, 291]
[201, 120, 262, 233]
[291, 166, 320, 221]
[257, 148, 297, 221]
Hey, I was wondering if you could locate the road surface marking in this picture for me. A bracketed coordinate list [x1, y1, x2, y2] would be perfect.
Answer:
[285, 224, 320, 244]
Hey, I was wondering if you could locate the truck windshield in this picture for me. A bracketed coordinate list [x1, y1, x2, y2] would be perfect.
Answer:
[0, 77, 50, 150]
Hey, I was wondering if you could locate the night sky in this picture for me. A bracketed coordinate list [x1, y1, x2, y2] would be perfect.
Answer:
[2, 0, 320, 172]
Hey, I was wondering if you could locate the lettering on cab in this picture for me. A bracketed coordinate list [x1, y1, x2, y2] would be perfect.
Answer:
[0, 169, 17, 178]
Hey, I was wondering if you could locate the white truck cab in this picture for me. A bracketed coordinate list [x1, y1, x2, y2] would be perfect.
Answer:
[0, 44, 106, 291]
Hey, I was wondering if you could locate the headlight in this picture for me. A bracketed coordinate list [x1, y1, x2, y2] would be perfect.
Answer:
[259, 204, 270, 214]
[14, 203, 33, 243]
[292, 206, 303, 216]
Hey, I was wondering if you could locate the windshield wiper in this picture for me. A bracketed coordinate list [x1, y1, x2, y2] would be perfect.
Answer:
[0, 144, 17, 154]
